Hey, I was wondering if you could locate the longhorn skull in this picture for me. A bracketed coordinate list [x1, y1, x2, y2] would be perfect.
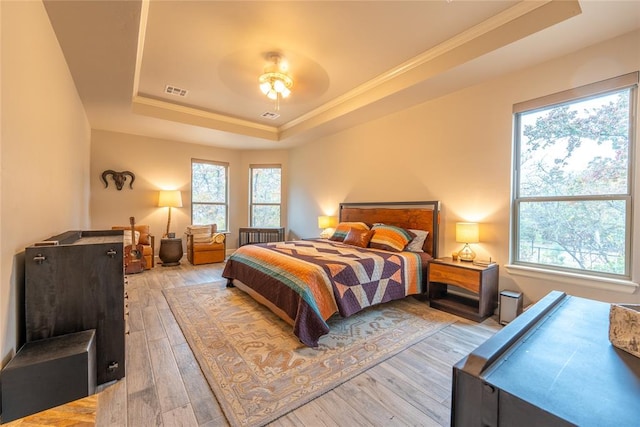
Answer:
[101, 170, 136, 190]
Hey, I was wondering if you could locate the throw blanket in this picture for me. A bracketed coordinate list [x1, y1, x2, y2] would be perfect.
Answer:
[222, 239, 426, 346]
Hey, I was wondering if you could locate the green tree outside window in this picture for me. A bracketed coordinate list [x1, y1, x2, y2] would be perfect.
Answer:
[513, 80, 635, 278]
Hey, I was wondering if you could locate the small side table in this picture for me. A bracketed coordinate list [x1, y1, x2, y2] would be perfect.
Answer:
[159, 237, 183, 266]
[427, 257, 499, 322]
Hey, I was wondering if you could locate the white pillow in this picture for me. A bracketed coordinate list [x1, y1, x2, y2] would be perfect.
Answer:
[406, 229, 428, 252]
[123, 230, 141, 246]
[187, 225, 212, 235]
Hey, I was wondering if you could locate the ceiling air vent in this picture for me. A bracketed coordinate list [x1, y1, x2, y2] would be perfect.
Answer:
[164, 85, 188, 97]
[261, 111, 280, 120]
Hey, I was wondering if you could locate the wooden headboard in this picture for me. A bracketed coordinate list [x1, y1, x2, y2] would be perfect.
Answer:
[339, 201, 440, 258]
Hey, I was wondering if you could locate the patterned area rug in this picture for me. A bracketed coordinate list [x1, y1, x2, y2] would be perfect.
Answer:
[163, 282, 457, 427]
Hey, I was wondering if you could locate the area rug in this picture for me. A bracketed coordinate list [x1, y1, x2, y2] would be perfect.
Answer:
[163, 282, 457, 427]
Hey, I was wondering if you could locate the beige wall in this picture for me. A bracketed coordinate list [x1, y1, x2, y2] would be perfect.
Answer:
[1, 0, 637, 371]
[288, 30, 640, 306]
[1, 1, 91, 362]
[90, 130, 288, 252]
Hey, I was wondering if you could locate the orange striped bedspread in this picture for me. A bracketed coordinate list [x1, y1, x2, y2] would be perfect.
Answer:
[222, 239, 429, 346]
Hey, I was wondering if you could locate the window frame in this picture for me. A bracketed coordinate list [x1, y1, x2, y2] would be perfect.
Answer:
[510, 72, 638, 280]
[249, 164, 282, 228]
[191, 158, 229, 232]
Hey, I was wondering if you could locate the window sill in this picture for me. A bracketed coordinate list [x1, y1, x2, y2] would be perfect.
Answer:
[505, 264, 639, 295]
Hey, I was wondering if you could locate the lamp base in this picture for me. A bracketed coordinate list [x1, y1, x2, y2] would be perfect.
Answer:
[164, 207, 173, 238]
[320, 228, 335, 239]
[458, 243, 476, 262]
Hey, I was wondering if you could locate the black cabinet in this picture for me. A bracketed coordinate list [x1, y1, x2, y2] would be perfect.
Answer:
[452, 291, 640, 427]
[25, 230, 125, 384]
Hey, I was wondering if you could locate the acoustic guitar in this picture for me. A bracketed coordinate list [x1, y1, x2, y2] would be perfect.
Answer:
[124, 216, 146, 274]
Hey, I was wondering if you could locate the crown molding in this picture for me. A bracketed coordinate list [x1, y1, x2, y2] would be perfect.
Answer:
[132, 95, 280, 141]
[280, 0, 581, 138]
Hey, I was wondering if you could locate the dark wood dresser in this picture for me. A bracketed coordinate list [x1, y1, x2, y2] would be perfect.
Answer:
[25, 230, 125, 385]
[452, 290, 640, 427]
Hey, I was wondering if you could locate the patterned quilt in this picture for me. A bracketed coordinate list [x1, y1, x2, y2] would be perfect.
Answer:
[222, 239, 428, 346]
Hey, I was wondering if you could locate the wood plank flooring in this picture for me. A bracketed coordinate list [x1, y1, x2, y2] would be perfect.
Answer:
[3, 258, 500, 426]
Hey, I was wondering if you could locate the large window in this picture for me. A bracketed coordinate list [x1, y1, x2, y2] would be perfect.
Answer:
[512, 73, 637, 279]
[250, 164, 281, 227]
[191, 159, 228, 231]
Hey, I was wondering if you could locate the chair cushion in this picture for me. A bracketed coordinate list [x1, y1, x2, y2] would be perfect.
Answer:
[192, 241, 224, 252]
[122, 230, 141, 246]
[186, 224, 219, 243]
[186, 224, 216, 235]
[112, 225, 151, 245]
[192, 250, 224, 264]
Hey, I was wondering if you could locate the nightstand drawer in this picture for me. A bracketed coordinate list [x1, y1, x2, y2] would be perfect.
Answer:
[429, 263, 480, 293]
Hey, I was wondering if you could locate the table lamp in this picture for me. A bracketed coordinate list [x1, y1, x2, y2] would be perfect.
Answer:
[318, 215, 338, 238]
[158, 190, 183, 237]
[456, 222, 479, 262]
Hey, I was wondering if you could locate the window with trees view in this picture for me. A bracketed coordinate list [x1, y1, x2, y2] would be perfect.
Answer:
[512, 73, 637, 279]
[191, 159, 228, 231]
[250, 165, 281, 227]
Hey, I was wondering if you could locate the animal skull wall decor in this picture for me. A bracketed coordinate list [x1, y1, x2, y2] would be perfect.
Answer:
[101, 170, 136, 190]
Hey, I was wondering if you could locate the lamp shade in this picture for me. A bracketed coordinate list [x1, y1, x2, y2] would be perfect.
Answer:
[158, 190, 183, 208]
[318, 215, 338, 229]
[456, 222, 479, 243]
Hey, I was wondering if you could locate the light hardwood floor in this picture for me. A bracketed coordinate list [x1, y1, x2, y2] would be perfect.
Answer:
[7, 258, 501, 426]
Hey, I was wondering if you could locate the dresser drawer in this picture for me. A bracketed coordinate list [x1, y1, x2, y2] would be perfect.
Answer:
[429, 263, 480, 293]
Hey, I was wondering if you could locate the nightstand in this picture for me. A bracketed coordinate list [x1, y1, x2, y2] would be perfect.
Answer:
[427, 257, 499, 322]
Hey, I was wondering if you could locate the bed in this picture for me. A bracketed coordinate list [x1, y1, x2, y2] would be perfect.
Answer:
[222, 201, 441, 346]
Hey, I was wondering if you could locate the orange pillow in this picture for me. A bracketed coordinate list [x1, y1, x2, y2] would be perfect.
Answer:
[343, 228, 374, 248]
[369, 224, 415, 252]
[329, 222, 370, 241]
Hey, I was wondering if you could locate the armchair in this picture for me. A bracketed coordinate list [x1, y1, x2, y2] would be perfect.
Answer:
[186, 224, 226, 265]
[112, 224, 155, 269]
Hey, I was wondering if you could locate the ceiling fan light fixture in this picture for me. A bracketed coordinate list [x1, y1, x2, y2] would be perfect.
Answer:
[273, 78, 286, 93]
[258, 54, 293, 111]
[259, 81, 272, 94]
[266, 90, 278, 100]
